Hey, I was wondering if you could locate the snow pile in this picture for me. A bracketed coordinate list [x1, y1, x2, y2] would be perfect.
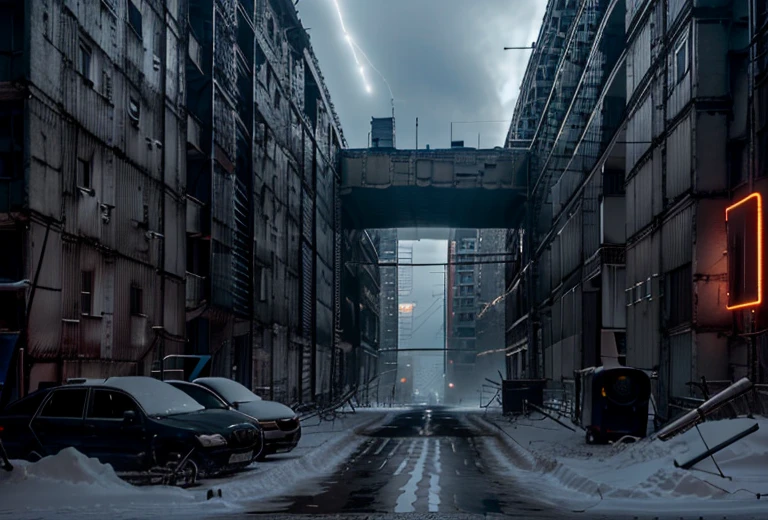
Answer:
[478, 413, 768, 514]
[0, 448, 209, 520]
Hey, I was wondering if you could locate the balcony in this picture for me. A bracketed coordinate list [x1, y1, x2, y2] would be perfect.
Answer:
[186, 271, 206, 309]
[583, 245, 625, 281]
[187, 114, 204, 156]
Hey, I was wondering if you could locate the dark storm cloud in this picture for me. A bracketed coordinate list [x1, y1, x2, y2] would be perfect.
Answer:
[297, 0, 546, 149]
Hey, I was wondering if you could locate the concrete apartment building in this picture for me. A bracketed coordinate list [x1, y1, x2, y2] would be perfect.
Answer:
[446, 228, 506, 402]
[0, 0, 189, 395]
[375, 228, 398, 396]
[0, 0, 362, 405]
[506, 0, 757, 416]
[184, 0, 345, 404]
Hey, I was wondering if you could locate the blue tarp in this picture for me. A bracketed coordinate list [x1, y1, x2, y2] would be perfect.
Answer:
[0, 333, 18, 384]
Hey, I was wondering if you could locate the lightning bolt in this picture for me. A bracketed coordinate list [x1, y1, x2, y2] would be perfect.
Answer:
[331, 0, 373, 94]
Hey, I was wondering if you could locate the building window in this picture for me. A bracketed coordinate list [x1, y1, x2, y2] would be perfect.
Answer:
[130, 286, 143, 315]
[81, 271, 93, 315]
[127, 0, 142, 39]
[664, 263, 692, 327]
[274, 88, 281, 109]
[77, 157, 92, 189]
[674, 38, 688, 83]
[128, 96, 140, 126]
[79, 42, 92, 81]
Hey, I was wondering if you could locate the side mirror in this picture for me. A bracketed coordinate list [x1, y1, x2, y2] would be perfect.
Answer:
[123, 410, 137, 424]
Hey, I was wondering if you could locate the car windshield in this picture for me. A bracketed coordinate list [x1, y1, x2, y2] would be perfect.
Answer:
[168, 382, 229, 410]
[103, 377, 204, 416]
[194, 378, 260, 404]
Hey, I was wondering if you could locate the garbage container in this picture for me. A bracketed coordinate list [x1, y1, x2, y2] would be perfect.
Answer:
[578, 366, 651, 444]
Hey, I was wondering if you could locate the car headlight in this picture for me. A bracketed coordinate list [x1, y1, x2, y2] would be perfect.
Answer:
[196, 434, 227, 448]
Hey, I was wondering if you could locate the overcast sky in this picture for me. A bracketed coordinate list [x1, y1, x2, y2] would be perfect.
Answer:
[297, 0, 547, 149]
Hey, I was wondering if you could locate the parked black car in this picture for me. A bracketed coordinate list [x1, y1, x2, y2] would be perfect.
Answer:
[0, 377, 261, 481]
[192, 378, 301, 458]
[167, 380, 265, 460]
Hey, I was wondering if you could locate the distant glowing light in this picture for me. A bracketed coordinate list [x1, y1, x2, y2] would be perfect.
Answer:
[448, 383, 455, 389]
[332, 0, 372, 94]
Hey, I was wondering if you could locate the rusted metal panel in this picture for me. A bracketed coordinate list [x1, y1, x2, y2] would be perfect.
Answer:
[666, 115, 692, 200]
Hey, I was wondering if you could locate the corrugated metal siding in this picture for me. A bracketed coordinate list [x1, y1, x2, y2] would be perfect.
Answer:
[626, 174, 636, 237]
[666, 115, 692, 200]
[602, 265, 626, 329]
[667, 0, 688, 28]
[662, 204, 693, 272]
[667, 28, 692, 120]
[625, 0, 650, 29]
[112, 256, 160, 362]
[652, 147, 664, 216]
[626, 232, 661, 370]
[669, 331, 693, 397]
[626, 94, 653, 171]
[628, 159, 654, 235]
[559, 207, 583, 278]
[582, 174, 601, 258]
[27, 226, 64, 358]
[695, 112, 727, 193]
[627, 19, 652, 99]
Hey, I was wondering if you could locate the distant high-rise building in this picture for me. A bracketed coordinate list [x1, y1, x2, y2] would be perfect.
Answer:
[371, 117, 396, 149]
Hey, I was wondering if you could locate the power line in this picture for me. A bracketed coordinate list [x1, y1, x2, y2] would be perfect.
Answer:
[349, 260, 519, 267]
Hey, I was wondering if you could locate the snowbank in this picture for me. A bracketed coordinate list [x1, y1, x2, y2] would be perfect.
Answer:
[0, 447, 213, 520]
[478, 413, 768, 515]
[0, 410, 391, 519]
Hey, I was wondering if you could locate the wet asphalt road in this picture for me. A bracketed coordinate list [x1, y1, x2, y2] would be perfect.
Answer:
[237, 407, 768, 520]
[247, 407, 576, 518]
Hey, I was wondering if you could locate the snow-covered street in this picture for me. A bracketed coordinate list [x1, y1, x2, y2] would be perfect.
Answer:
[477, 411, 768, 517]
[5, 406, 768, 519]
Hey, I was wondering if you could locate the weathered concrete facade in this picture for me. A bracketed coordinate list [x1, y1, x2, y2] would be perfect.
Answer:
[0, 0, 188, 396]
[1, 0, 354, 406]
[506, 0, 756, 417]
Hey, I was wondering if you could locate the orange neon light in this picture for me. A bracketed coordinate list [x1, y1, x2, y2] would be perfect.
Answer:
[726, 192, 763, 310]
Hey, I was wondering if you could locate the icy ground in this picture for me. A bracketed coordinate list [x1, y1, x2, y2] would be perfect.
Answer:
[0, 409, 393, 520]
[477, 411, 768, 516]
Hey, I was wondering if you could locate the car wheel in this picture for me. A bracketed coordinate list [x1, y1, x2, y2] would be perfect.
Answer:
[172, 457, 198, 487]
